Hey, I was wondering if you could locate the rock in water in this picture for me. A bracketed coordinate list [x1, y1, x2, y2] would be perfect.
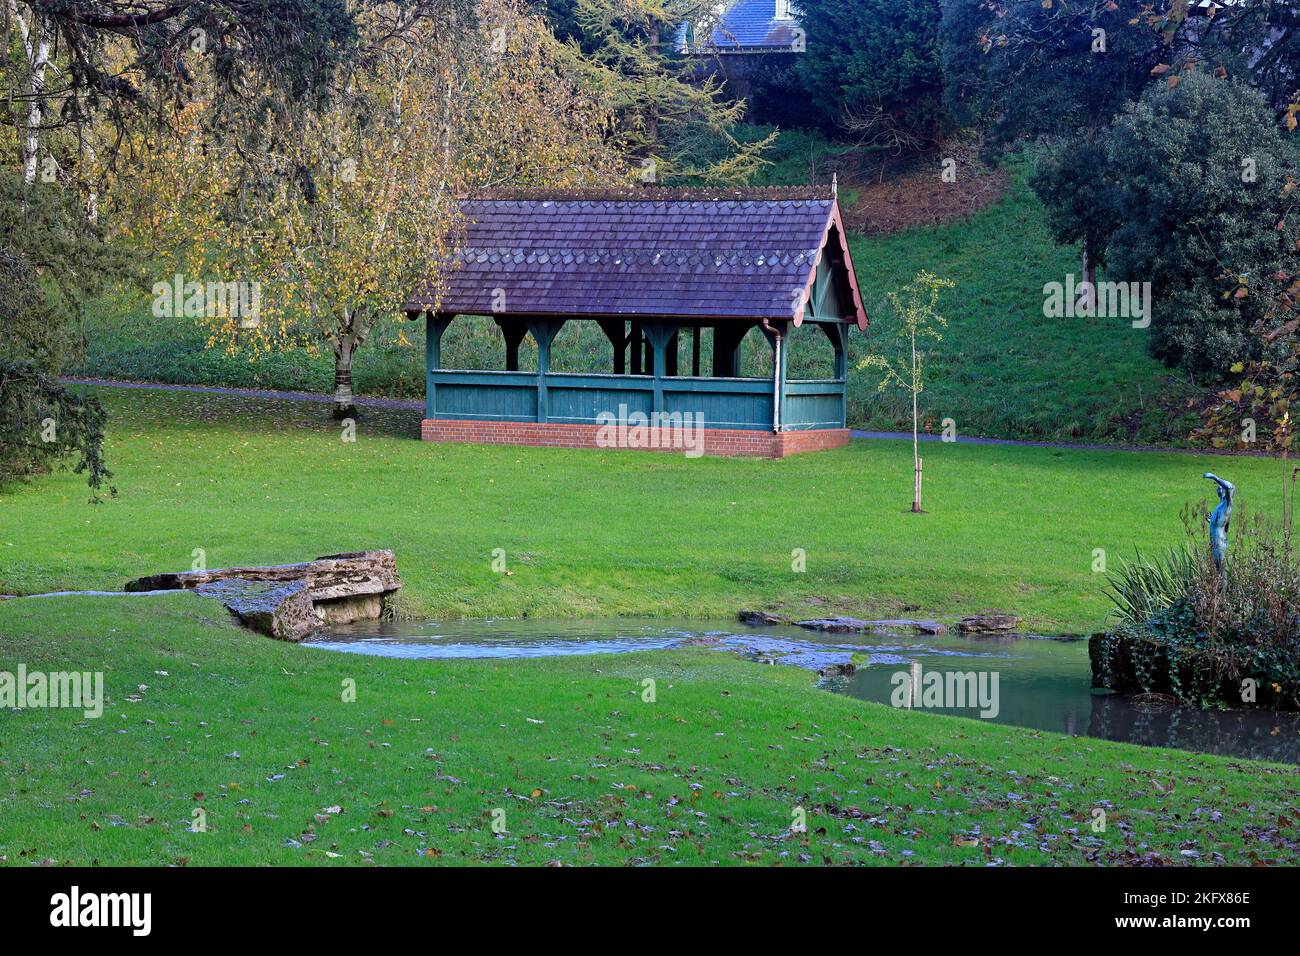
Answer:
[817, 662, 857, 678]
[739, 610, 786, 626]
[797, 617, 870, 633]
[797, 617, 948, 635]
[864, 618, 948, 635]
[956, 614, 1021, 633]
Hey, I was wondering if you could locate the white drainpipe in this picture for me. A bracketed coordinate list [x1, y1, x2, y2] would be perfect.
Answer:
[762, 318, 782, 433]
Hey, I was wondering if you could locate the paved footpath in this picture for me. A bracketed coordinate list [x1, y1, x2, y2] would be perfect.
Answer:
[63, 377, 1275, 459]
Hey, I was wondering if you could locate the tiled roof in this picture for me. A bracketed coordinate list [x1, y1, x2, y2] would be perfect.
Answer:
[676, 0, 801, 53]
[411, 188, 864, 324]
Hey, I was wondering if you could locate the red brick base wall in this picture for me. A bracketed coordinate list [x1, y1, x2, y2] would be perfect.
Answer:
[420, 419, 850, 458]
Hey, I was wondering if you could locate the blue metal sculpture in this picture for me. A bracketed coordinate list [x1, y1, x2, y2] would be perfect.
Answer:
[1204, 473, 1235, 574]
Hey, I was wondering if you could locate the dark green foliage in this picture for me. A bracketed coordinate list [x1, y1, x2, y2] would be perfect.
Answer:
[744, 54, 816, 130]
[940, 0, 1163, 145]
[1100, 74, 1296, 377]
[1029, 136, 1121, 271]
[1188, 0, 1300, 111]
[0, 172, 125, 493]
[0, 172, 129, 373]
[25, 0, 362, 122]
[0, 361, 112, 496]
[796, 0, 944, 141]
[531, 0, 586, 44]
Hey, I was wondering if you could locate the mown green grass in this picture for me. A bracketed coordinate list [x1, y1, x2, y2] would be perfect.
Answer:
[2, 594, 1297, 866]
[1, 388, 1291, 632]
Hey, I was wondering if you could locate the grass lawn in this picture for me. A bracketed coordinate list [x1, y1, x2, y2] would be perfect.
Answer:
[2, 593, 1298, 866]
[1, 388, 1294, 634]
[5, 389, 1300, 867]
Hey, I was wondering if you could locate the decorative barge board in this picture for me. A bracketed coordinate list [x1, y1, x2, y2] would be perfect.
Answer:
[406, 186, 868, 458]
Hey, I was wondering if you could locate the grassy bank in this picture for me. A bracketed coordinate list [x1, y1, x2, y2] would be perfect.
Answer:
[2, 593, 1297, 866]
[844, 165, 1198, 444]
[1, 388, 1291, 632]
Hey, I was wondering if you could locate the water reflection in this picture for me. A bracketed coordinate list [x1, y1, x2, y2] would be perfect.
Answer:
[307, 617, 1300, 764]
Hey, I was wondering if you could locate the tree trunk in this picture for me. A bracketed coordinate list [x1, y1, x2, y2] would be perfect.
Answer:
[911, 333, 923, 513]
[1076, 241, 1098, 313]
[16, 12, 51, 186]
[647, 24, 660, 147]
[333, 336, 358, 419]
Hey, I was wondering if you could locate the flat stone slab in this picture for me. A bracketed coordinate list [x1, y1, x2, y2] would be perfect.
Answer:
[195, 579, 318, 642]
[796, 617, 948, 635]
[797, 617, 871, 633]
[125, 550, 400, 603]
[956, 614, 1021, 633]
[124, 550, 402, 637]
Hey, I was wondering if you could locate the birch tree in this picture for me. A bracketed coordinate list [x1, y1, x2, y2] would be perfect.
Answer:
[119, 0, 630, 416]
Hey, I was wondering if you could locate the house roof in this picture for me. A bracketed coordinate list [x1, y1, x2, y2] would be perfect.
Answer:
[407, 187, 866, 328]
[676, 0, 801, 53]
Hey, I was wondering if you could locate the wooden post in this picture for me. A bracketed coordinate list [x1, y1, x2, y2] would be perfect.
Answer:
[820, 321, 849, 428]
[630, 321, 643, 375]
[643, 322, 677, 415]
[526, 319, 565, 423]
[666, 330, 679, 377]
[424, 312, 453, 420]
[913, 456, 923, 514]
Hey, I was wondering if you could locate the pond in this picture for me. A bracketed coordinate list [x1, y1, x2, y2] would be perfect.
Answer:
[305, 617, 1300, 764]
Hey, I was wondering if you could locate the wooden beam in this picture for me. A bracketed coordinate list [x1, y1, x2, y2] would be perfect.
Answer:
[642, 322, 678, 414]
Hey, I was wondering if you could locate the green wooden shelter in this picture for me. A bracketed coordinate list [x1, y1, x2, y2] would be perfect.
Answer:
[406, 186, 867, 457]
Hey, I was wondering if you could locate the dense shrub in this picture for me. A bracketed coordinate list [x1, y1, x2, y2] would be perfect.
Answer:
[1099, 73, 1297, 379]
